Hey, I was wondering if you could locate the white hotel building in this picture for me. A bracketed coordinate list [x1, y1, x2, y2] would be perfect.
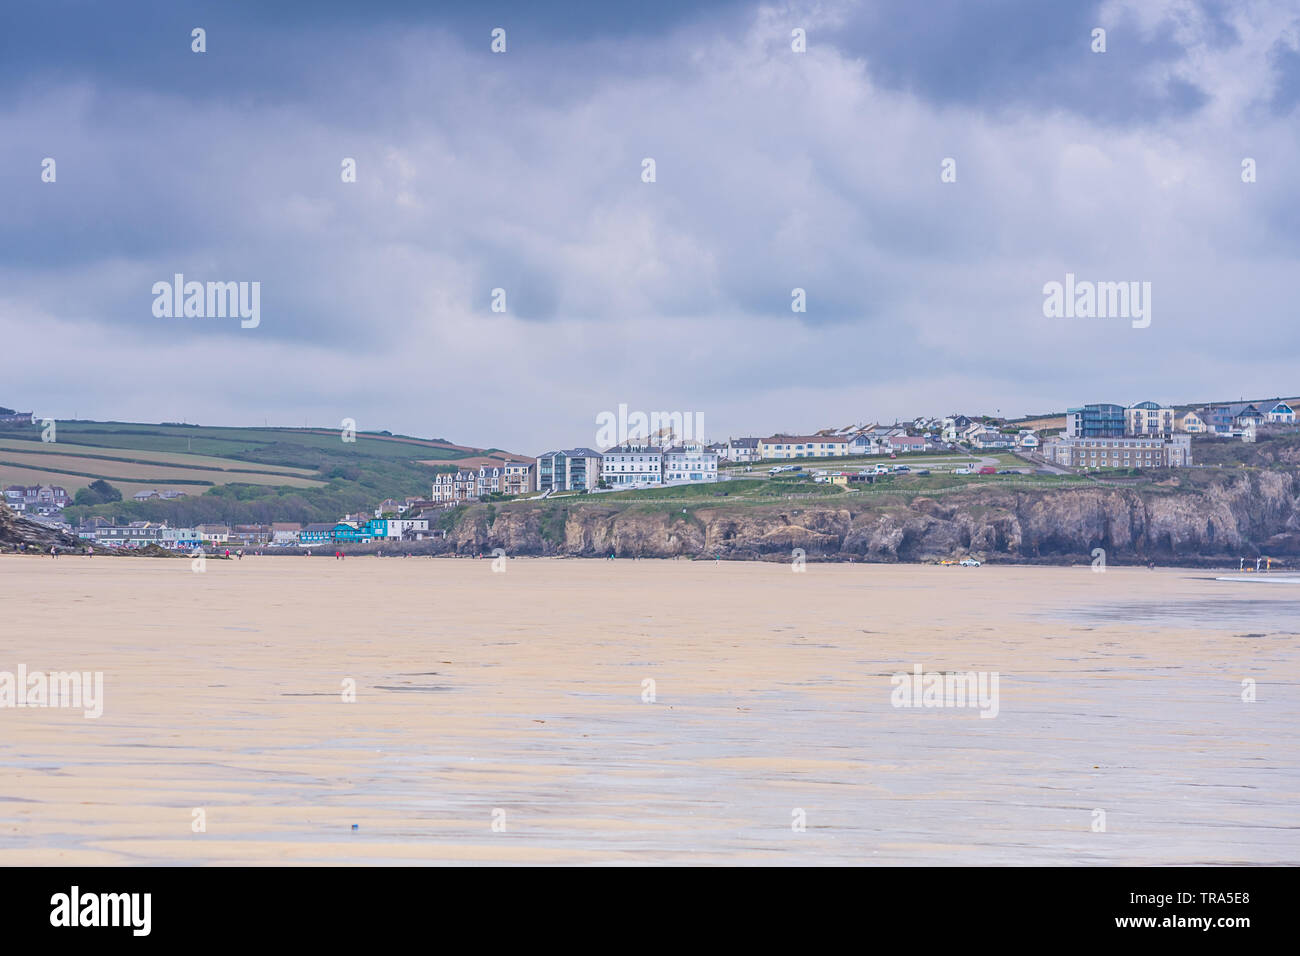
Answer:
[602, 444, 662, 488]
[663, 443, 718, 484]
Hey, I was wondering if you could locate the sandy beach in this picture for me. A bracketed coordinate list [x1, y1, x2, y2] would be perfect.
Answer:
[1, 554, 1297, 865]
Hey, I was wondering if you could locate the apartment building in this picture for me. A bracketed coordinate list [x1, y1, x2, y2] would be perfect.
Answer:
[535, 448, 603, 493]
[1065, 404, 1126, 439]
[1046, 434, 1192, 469]
[758, 435, 851, 459]
[1125, 401, 1175, 436]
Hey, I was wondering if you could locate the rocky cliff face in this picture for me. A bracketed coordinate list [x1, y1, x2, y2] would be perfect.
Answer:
[436, 472, 1300, 565]
[0, 504, 85, 551]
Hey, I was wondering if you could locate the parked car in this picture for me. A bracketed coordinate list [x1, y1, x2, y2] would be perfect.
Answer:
[914, 469, 931, 476]
[893, 465, 910, 473]
[978, 466, 996, 475]
[952, 467, 973, 475]
[960, 558, 981, 567]
[997, 469, 1015, 475]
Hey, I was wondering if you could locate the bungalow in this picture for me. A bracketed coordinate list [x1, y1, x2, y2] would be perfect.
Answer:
[1016, 431, 1040, 450]
[132, 490, 160, 501]
[969, 430, 1014, 450]
[1266, 400, 1296, 424]
[885, 435, 928, 453]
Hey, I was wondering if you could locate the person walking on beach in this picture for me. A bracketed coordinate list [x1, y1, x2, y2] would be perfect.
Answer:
[237, 548, 243, 560]
[50, 545, 58, 558]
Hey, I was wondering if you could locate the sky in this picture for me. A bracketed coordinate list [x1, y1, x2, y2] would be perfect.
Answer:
[2, 0, 1298, 454]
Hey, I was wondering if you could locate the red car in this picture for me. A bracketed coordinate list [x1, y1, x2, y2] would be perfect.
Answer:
[977, 466, 996, 475]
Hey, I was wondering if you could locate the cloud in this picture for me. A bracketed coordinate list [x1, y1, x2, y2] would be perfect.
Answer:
[2, 0, 1298, 452]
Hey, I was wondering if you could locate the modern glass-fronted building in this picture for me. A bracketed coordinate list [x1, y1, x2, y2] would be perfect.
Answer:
[535, 448, 603, 492]
[1066, 404, 1126, 438]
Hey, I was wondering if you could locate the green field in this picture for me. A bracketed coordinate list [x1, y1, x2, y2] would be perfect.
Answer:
[0, 418, 511, 526]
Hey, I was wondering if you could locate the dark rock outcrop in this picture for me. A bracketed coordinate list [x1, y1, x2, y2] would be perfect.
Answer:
[0, 504, 85, 552]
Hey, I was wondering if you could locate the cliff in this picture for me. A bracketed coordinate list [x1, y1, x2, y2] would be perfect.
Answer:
[431, 471, 1300, 566]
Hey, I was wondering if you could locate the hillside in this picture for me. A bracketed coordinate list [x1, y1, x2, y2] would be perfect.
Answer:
[0, 419, 529, 525]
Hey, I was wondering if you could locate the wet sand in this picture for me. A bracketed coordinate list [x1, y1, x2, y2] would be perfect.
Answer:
[1, 555, 1297, 865]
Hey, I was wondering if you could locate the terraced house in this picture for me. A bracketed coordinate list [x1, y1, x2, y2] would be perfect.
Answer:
[503, 460, 534, 495]
[431, 464, 516, 504]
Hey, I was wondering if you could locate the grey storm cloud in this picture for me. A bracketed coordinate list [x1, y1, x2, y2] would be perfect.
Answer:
[1, 0, 1298, 452]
